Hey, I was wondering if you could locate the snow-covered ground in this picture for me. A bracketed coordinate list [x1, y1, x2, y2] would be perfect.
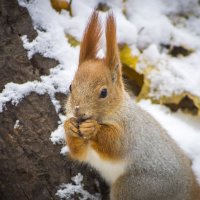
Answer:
[1, 0, 200, 198]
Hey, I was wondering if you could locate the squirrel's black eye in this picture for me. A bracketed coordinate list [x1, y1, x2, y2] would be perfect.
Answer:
[69, 84, 72, 92]
[100, 88, 107, 98]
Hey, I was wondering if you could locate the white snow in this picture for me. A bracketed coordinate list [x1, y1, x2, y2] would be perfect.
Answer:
[137, 44, 200, 99]
[0, 0, 199, 198]
[127, 0, 200, 49]
[127, 0, 200, 99]
[56, 173, 101, 200]
[50, 114, 66, 144]
[60, 146, 69, 155]
[14, 120, 20, 129]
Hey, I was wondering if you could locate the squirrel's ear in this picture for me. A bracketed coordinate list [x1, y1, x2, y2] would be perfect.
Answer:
[79, 11, 102, 65]
[105, 12, 121, 82]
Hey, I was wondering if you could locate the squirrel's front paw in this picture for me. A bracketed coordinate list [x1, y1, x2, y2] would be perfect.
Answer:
[64, 118, 81, 138]
[79, 119, 100, 139]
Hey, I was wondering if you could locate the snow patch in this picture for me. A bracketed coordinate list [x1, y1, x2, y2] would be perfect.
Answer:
[137, 44, 200, 99]
[60, 146, 69, 155]
[14, 120, 20, 129]
[50, 114, 66, 144]
[56, 173, 101, 200]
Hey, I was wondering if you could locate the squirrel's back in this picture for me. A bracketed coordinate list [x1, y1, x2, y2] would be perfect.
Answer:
[114, 92, 200, 200]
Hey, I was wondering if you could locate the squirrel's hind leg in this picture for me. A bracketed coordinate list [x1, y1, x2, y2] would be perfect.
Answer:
[110, 173, 187, 200]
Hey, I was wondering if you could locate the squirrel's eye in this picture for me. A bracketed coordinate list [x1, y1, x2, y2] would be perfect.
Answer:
[69, 84, 72, 92]
[99, 88, 107, 98]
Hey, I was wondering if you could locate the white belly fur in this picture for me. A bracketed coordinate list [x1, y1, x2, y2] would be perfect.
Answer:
[86, 147, 126, 185]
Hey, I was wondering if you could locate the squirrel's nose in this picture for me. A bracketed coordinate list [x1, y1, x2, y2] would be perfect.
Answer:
[74, 105, 80, 116]
[75, 105, 80, 111]
[75, 105, 84, 118]
[74, 105, 90, 122]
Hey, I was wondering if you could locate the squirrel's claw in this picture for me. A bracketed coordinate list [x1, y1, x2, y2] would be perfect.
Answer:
[64, 118, 80, 138]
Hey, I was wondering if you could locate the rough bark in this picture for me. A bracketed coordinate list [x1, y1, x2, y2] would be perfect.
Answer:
[0, 0, 109, 199]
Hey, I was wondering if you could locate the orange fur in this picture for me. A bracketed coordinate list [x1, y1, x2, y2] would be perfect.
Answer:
[71, 59, 124, 118]
[66, 135, 88, 160]
[65, 11, 125, 162]
[105, 12, 123, 87]
[105, 12, 119, 69]
[64, 119, 88, 161]
[79, 12, 102, 64]
[64, 118, 123, 161]
[91, 123, 124, 161]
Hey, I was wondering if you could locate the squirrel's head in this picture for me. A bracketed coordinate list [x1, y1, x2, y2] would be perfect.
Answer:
[68, 11, 124, 122]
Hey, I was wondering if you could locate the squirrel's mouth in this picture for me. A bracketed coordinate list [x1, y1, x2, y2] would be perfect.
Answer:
[77, 115, 92, 124]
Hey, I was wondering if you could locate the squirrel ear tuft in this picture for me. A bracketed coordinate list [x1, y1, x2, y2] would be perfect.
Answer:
[79, 11, 102, 65]
[105, 12, 122, 83]
[105, 12, 120, 70]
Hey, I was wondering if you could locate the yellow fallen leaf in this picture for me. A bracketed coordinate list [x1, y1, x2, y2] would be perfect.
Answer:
[50, 0, 72, 15]
[65, 34, 79, 47]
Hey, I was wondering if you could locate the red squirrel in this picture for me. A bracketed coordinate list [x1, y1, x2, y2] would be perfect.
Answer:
[64, 11, 200, 200]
